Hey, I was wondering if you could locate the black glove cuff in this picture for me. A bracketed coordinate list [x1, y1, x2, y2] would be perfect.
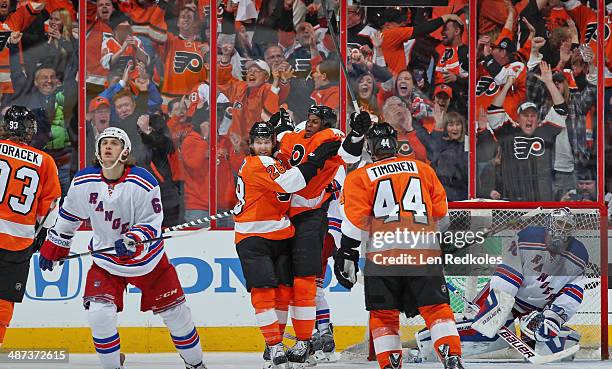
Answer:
[297, 162, 318, 183]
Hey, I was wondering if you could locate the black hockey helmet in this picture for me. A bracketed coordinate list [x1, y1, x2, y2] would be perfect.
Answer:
[0, 105, 37, 143]
[249, 121, 276, 155]
[308, 105, 337, 128]
[366, 122, 398, 160]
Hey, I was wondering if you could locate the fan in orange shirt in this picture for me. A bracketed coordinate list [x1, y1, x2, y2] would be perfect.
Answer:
[234, 121, 339, 368]
[0, 106, 61, 349]
[380, 8, 463, 76]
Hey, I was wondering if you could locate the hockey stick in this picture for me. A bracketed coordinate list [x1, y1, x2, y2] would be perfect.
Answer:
[320, 0, 360, 114]
[57, 210, 235, 262]
[34, 198, 60, 238]
[446, 283, 579, 364]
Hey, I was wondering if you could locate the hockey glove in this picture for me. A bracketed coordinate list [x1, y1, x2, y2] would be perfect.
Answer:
[39, 229, 71, 271]
[306, 141, 341, 169]
[521, 305, 567, 342]
[349, 111, 372, 136]
[114, 232, 144, 259]
[333, 247, 359, 290]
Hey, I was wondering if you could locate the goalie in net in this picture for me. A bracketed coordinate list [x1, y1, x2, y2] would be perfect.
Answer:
[416, 207, 588, 361]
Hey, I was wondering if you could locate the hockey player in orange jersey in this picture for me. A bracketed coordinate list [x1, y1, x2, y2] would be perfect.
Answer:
[275, 106, 372, 366]
[334, 123, 464, 369]
[0, 106, 61, 348]
[234, 121, 340, 369]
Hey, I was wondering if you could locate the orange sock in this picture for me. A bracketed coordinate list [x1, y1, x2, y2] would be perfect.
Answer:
[276, 284, 291, 335]
[0, 299, 14, 345]
[419, 303, 461, 359]
[251, 288, 282, 345]
[289, 276, 316, 340]
[370, 310, 402, 369]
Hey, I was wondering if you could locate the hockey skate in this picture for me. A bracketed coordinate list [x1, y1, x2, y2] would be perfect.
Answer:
[383, 352, 402, 368]
[184, 361, 207, 369]
[437, 344, 465, 369]
[286, 339, 316, 368]
[263, 345, 272, 369]
[311, 325, 339, 362]
[268, 342, 289, 368]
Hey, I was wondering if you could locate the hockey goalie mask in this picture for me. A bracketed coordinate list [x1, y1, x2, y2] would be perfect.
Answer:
[249, 121, 276, 156]
[95, 127, 132, 169]
[366, 122, 398, 161]
[546, 207, 575, 251]
[1, 105, 37, 143]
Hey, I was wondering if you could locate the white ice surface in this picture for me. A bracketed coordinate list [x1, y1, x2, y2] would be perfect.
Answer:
[1, 353, 611, 369]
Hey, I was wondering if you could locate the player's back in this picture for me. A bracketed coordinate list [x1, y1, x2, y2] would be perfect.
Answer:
[234, 156, 295, 244]
[0, 139, 60, 251]
[343, 156, 448, 240]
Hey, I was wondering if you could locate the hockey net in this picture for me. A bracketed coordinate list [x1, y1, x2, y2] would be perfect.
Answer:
[344, 204, 608, 361]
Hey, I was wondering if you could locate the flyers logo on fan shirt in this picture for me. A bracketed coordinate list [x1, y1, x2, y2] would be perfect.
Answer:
[173, 51, 203, 73]
[397, 140, 414, 156]
[513, 137, 545, 160]
[440, 48, 454, 64]
[584, 22, 610, 44]
[476, 76, 499, 96]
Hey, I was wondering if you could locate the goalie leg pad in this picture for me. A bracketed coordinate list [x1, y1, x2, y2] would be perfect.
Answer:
[419, 303, 461, 358]
[159, 303, 203, 366]
[370, 310, 402, 369]
[88, 301, 122, 369]
[471, 289, 515, 338]
[535, 327, 581, 361]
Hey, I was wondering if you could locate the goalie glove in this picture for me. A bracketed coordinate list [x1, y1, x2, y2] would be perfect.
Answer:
[333, 247, 359, 290]
[471, 289, 515, 338]
[520, 305, 567, 342]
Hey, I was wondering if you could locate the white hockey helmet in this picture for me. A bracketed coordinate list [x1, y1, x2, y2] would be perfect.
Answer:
[95, 127, 132, 163]
[546, 207, 575, 251]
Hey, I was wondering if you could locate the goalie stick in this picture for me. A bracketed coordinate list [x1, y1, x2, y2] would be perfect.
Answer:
[446, 283, 579, 364]
[57, 210, 235, 262]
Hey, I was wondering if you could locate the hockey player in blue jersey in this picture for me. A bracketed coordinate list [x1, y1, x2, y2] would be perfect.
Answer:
[416, 207, 587, 361]
[38, 127, 206, 369]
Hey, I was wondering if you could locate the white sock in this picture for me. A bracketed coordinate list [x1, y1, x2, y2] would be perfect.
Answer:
[88, 302, 122, 369]
[315, 285, 330, 332]
[160, 304, 203, 366]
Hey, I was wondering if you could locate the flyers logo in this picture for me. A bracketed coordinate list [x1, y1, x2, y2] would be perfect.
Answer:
[397, 140, 413, 156]
[277, 193, 291, 202]
[514, 136, 544, 159]
[476, 76, 499, 96]
[440, 48, 454, 64]
[174, 51, 203, 73]
[584, 23, 610, 43]
[290, 144, 306, 166]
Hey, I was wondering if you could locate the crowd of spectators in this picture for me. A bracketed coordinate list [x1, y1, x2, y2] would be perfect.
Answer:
[74, 0, 607, 230]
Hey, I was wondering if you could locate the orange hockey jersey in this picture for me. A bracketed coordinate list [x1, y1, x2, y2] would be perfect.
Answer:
[476, 60, 527, 124]
[117, 0, 167, 43]
[0, 2, 44, 93]
[217, 64, 280, 139]
[234, 155, 309, 243]
[278, 128, 344, 217]
[159, 33, 208, 108]
[0, 140, 61, 251]
[86, 18, 113, 86]
[341, 157, 448, 261]
[381, 26, 415, 76]
[434, 44, 468, 85]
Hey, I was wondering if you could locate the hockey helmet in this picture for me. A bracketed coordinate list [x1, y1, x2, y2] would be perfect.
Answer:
[546, 207, 575, 251]
[249, 121, 276, 155]
[308, 105, 337, 128]
[95, 127, 132, 162]
[366, 122, 398, 160]
[0, 105, 37, 143]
